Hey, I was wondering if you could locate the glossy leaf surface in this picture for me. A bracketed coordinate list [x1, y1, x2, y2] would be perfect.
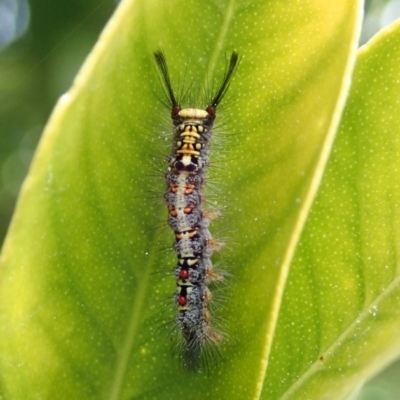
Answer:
[265, 19, 400, 400]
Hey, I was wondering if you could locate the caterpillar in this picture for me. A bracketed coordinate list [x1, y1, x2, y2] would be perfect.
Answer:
[154, 50, 239, 371]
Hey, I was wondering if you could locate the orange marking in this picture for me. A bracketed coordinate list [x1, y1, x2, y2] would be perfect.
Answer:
[188, 229, 198, 239]
[169, 183, 178, 193]
[175, 228, 198, 240]
[169, 204, 193, 216]
[183, 205, 194, 214]
[177, 149, 200, 156]
[168, 183, 195, 194]
[184, 184, 195, 194]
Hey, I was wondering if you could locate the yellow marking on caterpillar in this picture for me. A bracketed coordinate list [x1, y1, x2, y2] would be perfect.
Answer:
[178, 108, 209, 119]
[177, 149, 200, 156]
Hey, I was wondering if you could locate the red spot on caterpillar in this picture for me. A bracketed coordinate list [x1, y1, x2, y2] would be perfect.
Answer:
[179, 270, 189, 280]
[206, 105, 216, 119]
[171, 105, 181, 118]
[178, 296, 187, 306]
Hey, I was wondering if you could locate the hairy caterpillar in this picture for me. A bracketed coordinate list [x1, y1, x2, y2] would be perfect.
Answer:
[154, 50, 239, 371]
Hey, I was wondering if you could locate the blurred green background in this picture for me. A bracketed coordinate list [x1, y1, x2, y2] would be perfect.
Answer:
[0, 0, 116, 245]
[0, 0, 399, 398]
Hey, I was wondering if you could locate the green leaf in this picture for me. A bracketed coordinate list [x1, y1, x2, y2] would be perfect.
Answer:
[264, 19, 400, 400]
[0, 0, 367, 399]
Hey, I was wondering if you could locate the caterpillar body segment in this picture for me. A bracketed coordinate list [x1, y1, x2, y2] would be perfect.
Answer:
[154, 50, 239, 371]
